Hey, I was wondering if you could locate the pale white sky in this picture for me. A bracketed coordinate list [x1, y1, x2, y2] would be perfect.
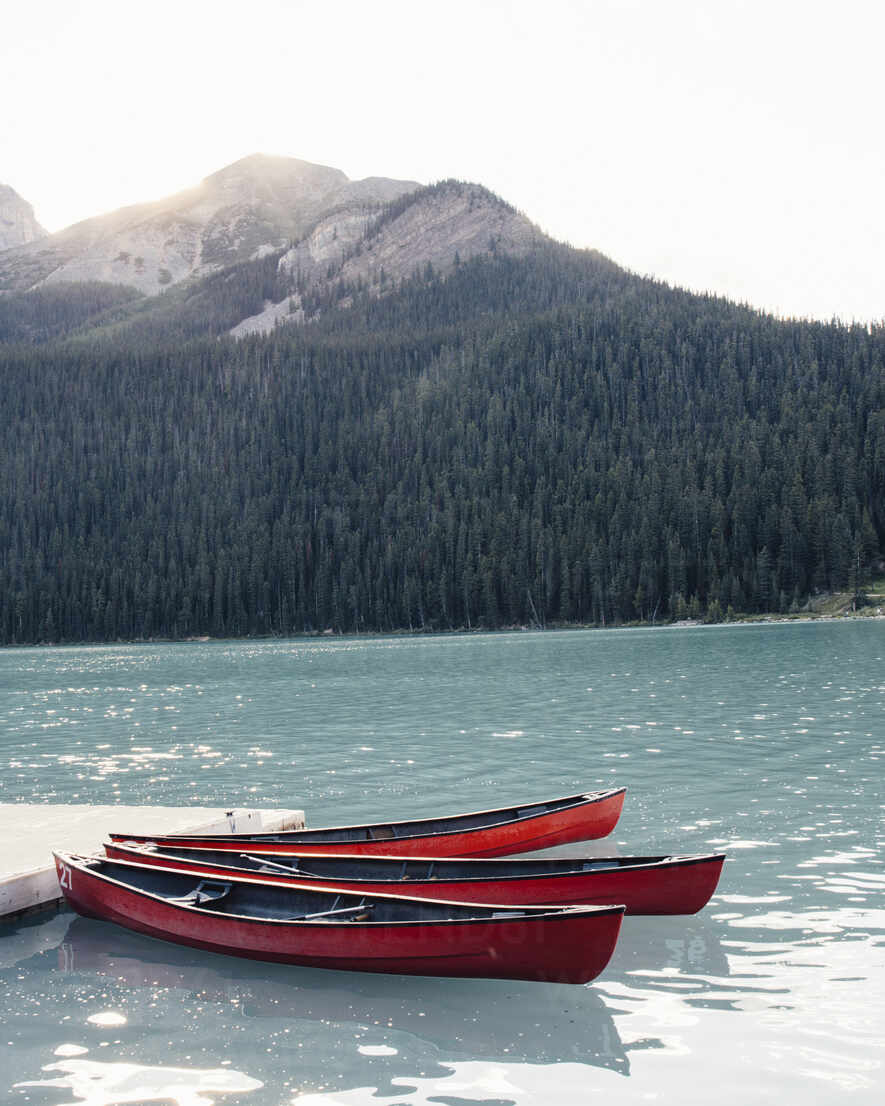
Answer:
[1, 0, 882, 321]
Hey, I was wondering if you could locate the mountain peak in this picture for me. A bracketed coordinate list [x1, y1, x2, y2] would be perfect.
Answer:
[0, 155, 420, 295]
[203, 153, 348, 194]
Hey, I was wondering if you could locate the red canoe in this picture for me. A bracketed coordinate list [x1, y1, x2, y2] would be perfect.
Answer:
[104, 842, 725, 915]
[53, 851, 624, 983]
[107, 789, 626, 858]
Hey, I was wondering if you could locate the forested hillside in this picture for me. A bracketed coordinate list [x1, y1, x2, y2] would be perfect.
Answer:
[0, 282, 143, 345]
[1, 241, 883, 643]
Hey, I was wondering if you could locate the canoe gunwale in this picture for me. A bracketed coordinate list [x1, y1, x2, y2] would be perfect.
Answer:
[54, 852, 626, 929]
[106, 843, 726, 887]
[107, 788, 627, 847]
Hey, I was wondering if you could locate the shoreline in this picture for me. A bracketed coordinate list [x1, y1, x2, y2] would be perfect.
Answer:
[4, 606, 884, 650]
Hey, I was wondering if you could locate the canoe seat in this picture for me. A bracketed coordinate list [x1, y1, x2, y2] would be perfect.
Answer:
[518, 805, 546, 818]
[166, 880, 231, 907]
[368, 825, 395, 840]
[242, 854, 300, 875]
[295, 904, 376, 922]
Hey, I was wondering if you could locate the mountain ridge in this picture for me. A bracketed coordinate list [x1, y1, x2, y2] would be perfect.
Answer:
[0, 154, 421, 295]
[0, 155, 541, 313]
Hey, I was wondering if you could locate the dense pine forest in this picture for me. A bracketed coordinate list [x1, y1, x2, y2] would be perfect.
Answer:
[1, 240, 883, 643]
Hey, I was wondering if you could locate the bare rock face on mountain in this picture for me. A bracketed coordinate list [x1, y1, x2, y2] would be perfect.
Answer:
[232, 180, 543, 336]
[286, 180, 538, 287]
[0, 155, 420, 295]
[0, 184, 47, 251]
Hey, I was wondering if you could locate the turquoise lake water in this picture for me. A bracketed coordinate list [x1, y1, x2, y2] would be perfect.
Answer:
[1, 622, 883, 1104]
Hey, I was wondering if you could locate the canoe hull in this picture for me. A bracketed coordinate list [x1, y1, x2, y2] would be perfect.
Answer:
[53, 854, 624, 984]
[108, 788, 626, 858]
[104, 844, 725, 915]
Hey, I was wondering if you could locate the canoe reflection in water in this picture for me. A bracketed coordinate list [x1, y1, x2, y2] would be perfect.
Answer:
[57, 916, 631, 1077]
[607, 912, 731, 984]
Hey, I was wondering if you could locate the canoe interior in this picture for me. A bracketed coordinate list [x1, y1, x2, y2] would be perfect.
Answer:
[67, 856, 610, 925]
[118, 790, 619, 845]
[118, 844, 683, 883]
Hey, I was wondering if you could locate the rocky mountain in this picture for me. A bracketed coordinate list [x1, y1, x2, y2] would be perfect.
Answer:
[0, 184, 46, 251]
[0, 155, 546, 338]
[0, 155, 421, 296]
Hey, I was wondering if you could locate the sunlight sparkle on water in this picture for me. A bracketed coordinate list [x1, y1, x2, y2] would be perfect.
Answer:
[15, 1057, 263, 1106]
[87, 1012, 128, 1027]
[291, 1060, 594, 1106]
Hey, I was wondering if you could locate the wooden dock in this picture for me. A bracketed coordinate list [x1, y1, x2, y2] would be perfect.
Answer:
[0, 804, 305, 920]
